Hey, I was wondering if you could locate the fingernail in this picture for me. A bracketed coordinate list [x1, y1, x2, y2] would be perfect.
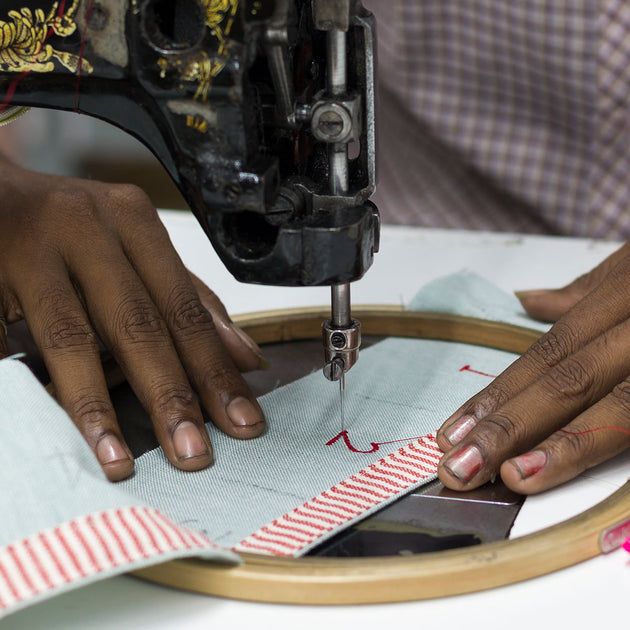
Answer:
[173, 421, 210, 460]
[514, 289, 553, 301]
[445, 415, 477, 445]
[227, 396, 264, 427]
[96, 434, 131, 465]
[509, 450, 547, 479]
[444, 445, 485, 483]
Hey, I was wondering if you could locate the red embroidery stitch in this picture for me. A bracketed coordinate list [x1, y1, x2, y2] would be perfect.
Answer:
[325, 430, 428, 454]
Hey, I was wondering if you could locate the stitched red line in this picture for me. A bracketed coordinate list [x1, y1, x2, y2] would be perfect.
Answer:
[312, 494, 356, 515]
[37, 532, 71, 584]
[84, 514, 116, 567]
[54, 527, 87, 578]
[129, 507, 162, 554]
[100, 512, 133, 563]
[116, 509, 149, 559]
[144, 510, 179, 551]
[297, 503, 345, 523]
[359, 469, 407, 489]
[22, 539, 54, 591]
[6, 546, 36, 596]
[69, 520, 101, 572]
[0, 557, 21, 604]
[236, 538, 288, 555]
[151, 511, 193, 549]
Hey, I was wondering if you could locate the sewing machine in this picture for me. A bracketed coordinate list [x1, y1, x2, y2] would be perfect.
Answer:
[0, 0, 378, 383]
[0, 0, 526, 557]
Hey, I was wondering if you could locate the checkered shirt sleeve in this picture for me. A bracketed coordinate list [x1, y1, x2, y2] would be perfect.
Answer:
[365, 0, 630, 239]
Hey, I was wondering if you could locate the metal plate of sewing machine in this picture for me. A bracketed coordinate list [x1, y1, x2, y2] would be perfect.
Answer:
[110, 334, 524, 558]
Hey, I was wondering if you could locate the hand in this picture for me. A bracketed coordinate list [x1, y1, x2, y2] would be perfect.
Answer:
[436, 243, 630, 494]
[0, 156, 266, 481]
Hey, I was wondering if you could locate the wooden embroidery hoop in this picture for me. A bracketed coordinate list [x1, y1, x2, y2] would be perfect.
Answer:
[133, 307, 630, 604]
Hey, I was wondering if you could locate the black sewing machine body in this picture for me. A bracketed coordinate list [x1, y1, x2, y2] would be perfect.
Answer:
[0, 0, 378, 287]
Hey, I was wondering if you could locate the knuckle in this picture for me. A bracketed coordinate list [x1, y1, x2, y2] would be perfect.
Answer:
[149, 382, 196, 415]
[45, 188, 95, 222]
[528, 322, 579, 370]
[554, 429, 594, 471]
[167, 285, 214, 336]
[70, 392, 116, 432]
[479, 413, 520, 443]
[545, 357, 593, 399]
[38, 286, 96, 352]
[112, 295, 166, 344]
[475, 383, 511, 415]
[609, 380, 630, 416]
[106, 184, 156, 221]
[199, 355, 237, 392]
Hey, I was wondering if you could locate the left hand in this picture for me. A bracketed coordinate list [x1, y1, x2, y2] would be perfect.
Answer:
[436, 243, 630, 494]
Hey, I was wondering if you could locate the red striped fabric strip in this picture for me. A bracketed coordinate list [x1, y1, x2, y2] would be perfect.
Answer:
[0, 506, 219, 612]
[234, 433, 442, 556]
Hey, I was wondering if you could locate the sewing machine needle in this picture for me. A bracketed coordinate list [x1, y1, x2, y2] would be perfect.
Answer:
[340, 371, 345, 432]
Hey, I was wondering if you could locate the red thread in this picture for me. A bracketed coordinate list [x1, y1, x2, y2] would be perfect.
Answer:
[74, 0, 95, 111]
[461, 366, 630, 438]
[0, 70, 31, 114]
[459, 364, 497, 378]
[0, 1, 68, 114]
[559, 426, 630, 437]
[325, 429, 427, 454]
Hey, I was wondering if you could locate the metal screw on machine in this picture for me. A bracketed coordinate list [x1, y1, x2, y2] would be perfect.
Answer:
[322, 295, 361, 381]
[322, 322, 361, 381]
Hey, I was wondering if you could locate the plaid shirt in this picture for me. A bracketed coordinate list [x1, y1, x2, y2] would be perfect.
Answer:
[365, 0, 630, 239]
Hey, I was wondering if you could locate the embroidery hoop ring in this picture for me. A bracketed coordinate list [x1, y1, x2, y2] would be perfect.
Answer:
[133, 307, 630, 604]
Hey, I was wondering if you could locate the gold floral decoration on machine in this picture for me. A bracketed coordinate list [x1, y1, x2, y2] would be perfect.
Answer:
[159, 0, 239, 118]
[0, 0, 92, 74]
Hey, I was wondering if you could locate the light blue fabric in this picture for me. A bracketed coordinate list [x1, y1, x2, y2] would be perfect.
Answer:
[408, 269, 550, 332]
[0, 359, 237, 618]
[120, 270, 542, 552]
[0, 270, 545, 615]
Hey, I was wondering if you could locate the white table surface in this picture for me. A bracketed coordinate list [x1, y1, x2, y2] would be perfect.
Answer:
[5, 212, 629, 630]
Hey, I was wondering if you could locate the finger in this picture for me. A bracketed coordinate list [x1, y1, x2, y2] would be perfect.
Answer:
[438, 317, 630, 490]
[501, 386, 630, 494]
[17, 271, 134, 481]
[99, 185, 266, 372]
[69, 247, 214, 472]
[438, 253, 630, 454]
[103, 195, 265, 438]
[188, 271, 268, 373]
[515, 241, 630, 322]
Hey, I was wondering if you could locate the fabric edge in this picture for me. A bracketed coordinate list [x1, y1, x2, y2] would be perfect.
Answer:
[0, 505, 236, 619]
[233, 433, 442, 557]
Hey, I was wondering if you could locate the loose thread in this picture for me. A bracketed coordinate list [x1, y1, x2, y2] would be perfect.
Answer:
[559, 426, 630, 437]
[462, 365, 630, 438]
[0, 71, 30, 114]
[74, 0, 95, 111]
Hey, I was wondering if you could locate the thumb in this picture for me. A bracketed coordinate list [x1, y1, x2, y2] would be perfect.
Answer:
[515, 241, 630, 322]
